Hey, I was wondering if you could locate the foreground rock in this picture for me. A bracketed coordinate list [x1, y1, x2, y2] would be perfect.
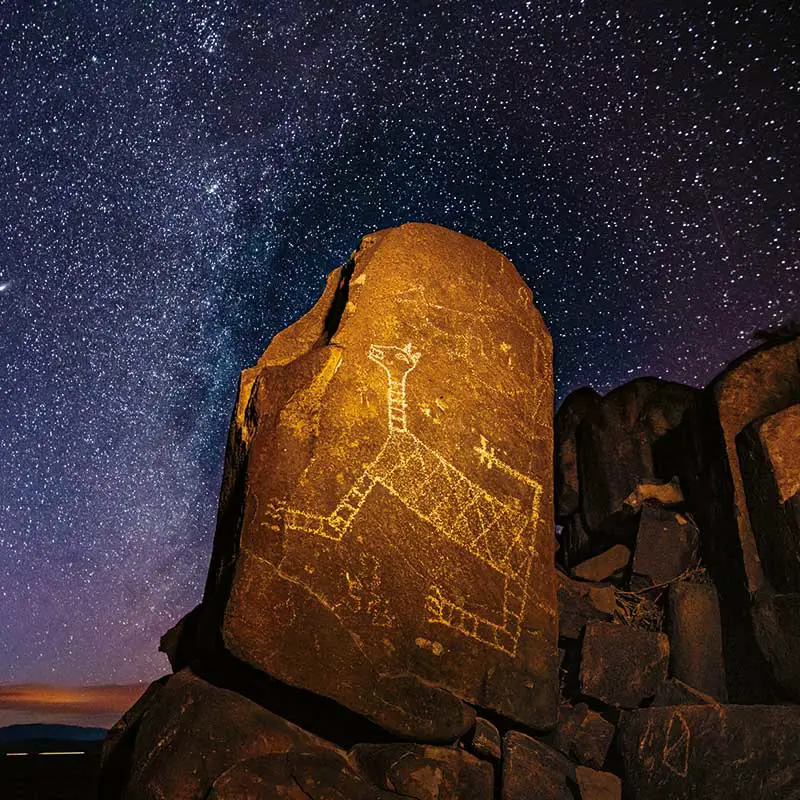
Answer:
[677, 337, 799, 701]
[618, 704, 800, 799]
[350, 743, 493, 800]
[579, 622, 669, 708]
[200, 223, 557, 737]
[546, 702, 615, 769]
[502, 731, 575, 800]
[99, 669, 343, 800]
[630, 505, 699, 588]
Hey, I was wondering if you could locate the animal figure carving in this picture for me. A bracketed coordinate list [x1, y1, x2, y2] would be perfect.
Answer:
[263, 343, 543, 655]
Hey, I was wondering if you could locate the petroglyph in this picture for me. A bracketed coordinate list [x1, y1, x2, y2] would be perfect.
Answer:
[663, 711, 691, 777]
[262, 342, 544, 656]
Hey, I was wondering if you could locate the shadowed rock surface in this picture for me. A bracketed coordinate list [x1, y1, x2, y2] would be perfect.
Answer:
[618, 704, 800, 799]
[577, 379, 697, 535]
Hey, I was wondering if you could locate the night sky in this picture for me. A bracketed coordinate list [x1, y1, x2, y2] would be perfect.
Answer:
[1, 2, 797, 686]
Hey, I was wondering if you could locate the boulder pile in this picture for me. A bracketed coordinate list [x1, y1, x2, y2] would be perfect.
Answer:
[100, 224, 800, 799]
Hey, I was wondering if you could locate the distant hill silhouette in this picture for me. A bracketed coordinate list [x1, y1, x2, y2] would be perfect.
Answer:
[0, 724, 107, 746]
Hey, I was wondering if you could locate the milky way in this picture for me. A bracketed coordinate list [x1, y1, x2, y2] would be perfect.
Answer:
[1, 2, 797, 684]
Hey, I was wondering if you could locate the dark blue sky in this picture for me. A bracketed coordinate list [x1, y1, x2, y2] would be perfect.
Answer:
[1, 1, 797, 684]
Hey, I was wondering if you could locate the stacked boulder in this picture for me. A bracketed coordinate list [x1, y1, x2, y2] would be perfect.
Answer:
[555, 332, 800, 798]
[100, 223, 800, 799]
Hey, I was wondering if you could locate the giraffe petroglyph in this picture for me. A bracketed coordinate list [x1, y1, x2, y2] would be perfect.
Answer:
[262, 342, 544, 656]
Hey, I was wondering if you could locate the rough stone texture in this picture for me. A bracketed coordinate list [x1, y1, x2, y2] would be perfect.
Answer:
[502, 731, 575, 800]
[630, 505, 699, 589]
[573, 544, 631, 583]
[99, 669, 338, 800]
[618, 704, 800, 799]
[560, 511, 596, 572]
[466, 717, 502, 762]
[207, 752, 401, 799]
[556, 571, 616, 640]
[575, 765, 622, 800]
[546, 702, 615, 769]
[738, 403, 800, 593]
[667, 582, 727, 701]
[578, 378, 698, 534]
[752, 589, 800, 700]
[579, 621, 669, 708]
[555, 387, 600, 521]
[350, 743, 493, 800]
[201, 223, 557, 736]
[651, 677, 719, 707]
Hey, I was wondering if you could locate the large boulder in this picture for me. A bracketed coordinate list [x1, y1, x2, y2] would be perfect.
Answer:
[201, 223, 558, 737]
[578, 379, 698, 535]
[618, 704, 800, 799]
[737, 403, 800, 593]
[99, 669, 342, 800]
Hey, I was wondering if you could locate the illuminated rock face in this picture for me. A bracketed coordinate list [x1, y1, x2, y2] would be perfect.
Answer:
[205, 222, 557, 738]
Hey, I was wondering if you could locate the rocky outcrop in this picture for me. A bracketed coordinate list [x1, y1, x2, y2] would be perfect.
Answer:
[103, 227, 799, 800]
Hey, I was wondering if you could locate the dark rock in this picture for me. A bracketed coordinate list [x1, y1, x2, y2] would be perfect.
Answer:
[466, 717, 502, 762]
[99, 669, 339, 800]
[667, 582, 727, 701]
[579, 621, 669, 708]
[557, 571, 616, 640]
[578, 379, 698, 534]
[561, 511, 595, 571]
[207, 751, 401, 799]
[201, 223, 558, 736]
[350, 743, 493, 800]
[159, 604, 206, 672]
[99, 677, 168, 799]
[573, 545, 631, 583]
[618, 704, 800, 799]
[502, 731, 575, 800]
[555, 387, 601, 521]
[738, 403, 800, 593]
[546, 702, 615, 769]
[630, 505, 699, 589]
[703, 336, 799, 598]
[651, 677, 719, 706]
[574, 765, 622, 800]
[752, 589, 800, 700]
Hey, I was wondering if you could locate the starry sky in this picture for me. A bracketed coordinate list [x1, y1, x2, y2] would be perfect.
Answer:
[1, 1, 797, 687]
